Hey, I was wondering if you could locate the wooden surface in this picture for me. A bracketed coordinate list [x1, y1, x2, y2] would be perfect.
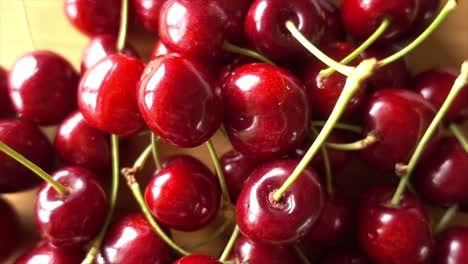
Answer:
[0, 0, 468, 263]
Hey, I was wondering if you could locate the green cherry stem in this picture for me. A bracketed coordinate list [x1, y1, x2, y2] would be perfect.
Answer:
[294, 246, 312, 264]
[187, 219, 234, 250]
[311, 126, 333, 195]
[273, 59, 378, 201]
[134, 144, 153, 170]
[311, 121, 363, 134]
[391, 60, 468, 206]
[116, 0, 128, 53]
[285, 20, 355, 77]
[206, 139, 232, 204]
[0, 141, 68, 195]
[435, 204, 459, 234]
[379, 0, 457, 67]
[325, 131, 380, 151]
[151, 134, 162, 171]
[449, 123, 468, 153]
[223, 41, 275, 65]
[219, 225, 240, 261]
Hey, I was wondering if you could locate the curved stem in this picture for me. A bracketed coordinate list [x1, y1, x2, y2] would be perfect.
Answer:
[187, 219, 234, 250]
[273, 59, 378, 201]
[320, 18, 390, 78]
[379, 0, 457, 67]
[0, 141, 67, 196]
[312, 121, 363, 134]
[223, 41, 275, 65]
[391, 61, 468, 206]
[294, 245, 312, 264]
[133, 144, 153, 170]
[116, 0, 128, 53]
[21, 0, 35, 49]
[311, 127, 333, 195]
[219, 225, 240, 261]
[151, 134, 162, 171]
[449, 123, 468, 153]
[285, 21, 355, 77]
[325, 131, 380, 151]
[206, 140, 232, 204]
[435, 205, 459, 234]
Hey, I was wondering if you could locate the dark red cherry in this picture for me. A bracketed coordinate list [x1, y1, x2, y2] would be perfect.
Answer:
[245, 0, 323, 63]
[236, 159, 324, 245]
[341, 0, 420, 41]
[320, 247, 373, 264]
[35, 166, 108, 249]
[0, 67, 15, 118]
[317, 0, 346, 44]
[217, 0, 252, 44]
[138, 53, 223, 147]
[400, 0, 440, 41]
[133, 0, 167, 33]
[223, 63, 310, 160]
[434, 226, 468, 264]
[151, 40, 170, 59]
[360, 88, 439, 172]
[54, 111, 110, 175]
[0, 198, 20, 261]
[358, 185, 434, 263]
[80, 34, 139, 74]
[8, 51, 79, 125]
[78, 53, 145, 136]
[95, 213, 170, 264]
[0, 119, 54, 193]
[64, 0, 121, 37]
[14, 242, 83, 264]
[145, 155, 221, 231]
[413, 68, 468, 123]
[173, 255, 221, 264]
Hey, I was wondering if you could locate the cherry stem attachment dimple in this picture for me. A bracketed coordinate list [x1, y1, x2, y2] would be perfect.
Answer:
[187, 218, 234, 250]
[273, 59, 378, 201]
[449, 123, 468, 153]
[223, 41, 275, 65]
[311, 127, 333, 195]
[391, 60, 468, 206]
[116, 0, 128, 53]
[325, 131, 380, 151]
[312, 121, 363, 134]
[219, 225, 240, 261]
[151, 134, 162, 171]
[0, 141, 68, 196]
[206, 140, 232, 204]
[285, 20, 355, 77]
[435, 204, 459, 234]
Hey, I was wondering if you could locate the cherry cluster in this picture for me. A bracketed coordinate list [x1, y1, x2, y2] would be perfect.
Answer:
[0, 0, 467, 263]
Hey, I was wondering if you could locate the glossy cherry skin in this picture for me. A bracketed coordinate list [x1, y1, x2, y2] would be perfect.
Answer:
[95, 213, 170, 264]
[14, 242, 83, 264]
[400, 0, 440, 41]
[360, 88, 439, 172]
[133, 0, 167, 33]
[245, 0, 323, 63]
[341, 0, 419, 41]
[145, 155, 221, 231]
[317, 0, 346, 44]
[223, 63, 310, 160]
[413, 68, 468, 123]
[358, 185, 434, 263]
[0, 119, 54, 193]
[173, 255, 221, 264]
[151, 40, 170, 59]
[217, 0, 252, 44]
[138, 54, 223, 147]
[236, 159, 324, 245]
[80, 34, 139, 74]
[0, 198, 20, 261]
[433, 226, 468, 264]
[320, 248, 373, 264]
[54, 111, 110, 175]
[78, 53, 145, 136]
[64, 0, 121, 36]
[35, 166, 108, 249]
[0, 66, 15, 118]
[8, 50, 79, 125]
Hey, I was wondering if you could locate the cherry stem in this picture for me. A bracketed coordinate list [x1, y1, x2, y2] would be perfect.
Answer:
[82, 135, 120, 264]
[116, 0, 128, 53]
[206, 140, 232, 204]
[311, 126, 333, 195]
[133, 144, 153, 170]
[219, 225, 240, 261]
[273, 59, 377, 201]
[21, 0, 35, 49]
[325, 131, 380, 151]
[320, 18, 390, 78]
[379, 0, 457, 67]
[187, 218, 234, 250]
[449, 123, 468, 153]
[435, 204, 459, 234]
[0, 141, 68, 196]
[312, 121, 363, 134]
[391, 60, 468, 206]
[151, 134, 162, 171]
[223, 41, 275, 65]
[294, 245, 312, 264]
[285, 20, 355, 77]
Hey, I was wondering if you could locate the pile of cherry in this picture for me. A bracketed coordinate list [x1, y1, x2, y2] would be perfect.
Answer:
[0, 0, 467, 263]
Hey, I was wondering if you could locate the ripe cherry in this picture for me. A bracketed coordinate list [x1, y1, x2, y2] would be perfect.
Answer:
[433, 226, 468, 264]
[151, 40, 170, 59]
[317, 0, 346, 44]
[217, 0, 252, 44]
[173, 255, 221, 264]
[14, 242, 83, 264]
[0, 66, 14, 118]
[8, 51, 79, 125]
[133, 0, 167, 33]
[0, 198, 20, 261]
[320, 247, 373, 264]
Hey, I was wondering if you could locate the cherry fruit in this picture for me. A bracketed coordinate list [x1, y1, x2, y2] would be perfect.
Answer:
[0, 198, 20, 261]
[317, 0, 346, 44]
[133, 0, 167, 33]
[151, 40, 170, 59]
[0, 66, 14, 118]
[14, 242, 83, 264]
[434, 226, 468, 264]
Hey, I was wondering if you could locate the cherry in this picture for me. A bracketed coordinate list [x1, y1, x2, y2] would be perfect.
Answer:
[0, 198, 20, 261]
[145, 155, 221, 231]
[222, 63, 310, 160]
[0, 66, 15, 118]
[236, 159, 324, 245]
[173, 255, 221, 264]
[80, 34, 139, 74]
[54, 111, 111, 175]
[320, 247, 373, 264]
[64, 0, 121, 37]
[360, 88, 439, 172]
[95, 213, 170, 264]
[400, 0, 440, 41]
[14, 242, 83, 264]
[35, 166, 108, 249]
[245, 0, 323, 63]
[413, 68, 468, 123]
[216, 0, 252, 44]
[138, 53, 223, 148]
[151, 40, 170, 59]
[317, 0, 346, 44]
[8, 50, 79, 126]
[133, 0, 167, 33]
[78, 53, 145, 136]
[433, 226, 468, 264]
[358, 185, 434, 263]
[0, 119, 54, 193]
[218, 55, 257, 83]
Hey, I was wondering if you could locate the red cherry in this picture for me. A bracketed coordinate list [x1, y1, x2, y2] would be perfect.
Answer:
[78, 53, 145, 136]
[14, 242, 83, 264]
[151, 40, 170, 60]
[434, 226, 468, 264]
[138, 54, 223, 147]
[400, 0, 440, 41]
[54, 111, 110, 175]
[35, 166, 108, 249]
[133, 0, 167, 33]
[0, 67, 15, 118]
[8, 51, 79, 125]
[358, 185, 434, 263]
[236, 159, 324, 245]
[217, 0, 253, 44]
[218, 55, 257, 83]
[223, 63, 310, 160]
[320, 247, 373, 264]
[0, 119, 54, 193]
[145, 155, 221, 231]
[95, 213, 171, 264]
[0, 198, 20, 261]
[317, 0, 346, 44]
[173, 255, 221, 264]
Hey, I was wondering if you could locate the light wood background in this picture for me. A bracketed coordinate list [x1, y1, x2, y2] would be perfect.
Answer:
[0, 0, 467, 263]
